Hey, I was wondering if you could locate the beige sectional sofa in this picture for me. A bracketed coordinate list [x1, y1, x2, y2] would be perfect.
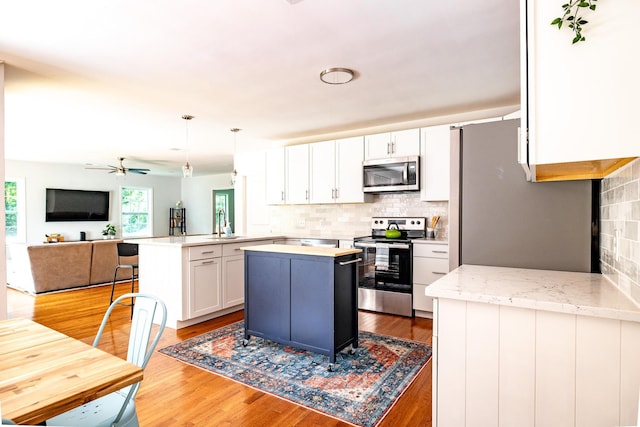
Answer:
[7, 239, 135, 294]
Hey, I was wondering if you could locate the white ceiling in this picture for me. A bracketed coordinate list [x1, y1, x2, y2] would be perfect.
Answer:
[0, 0, 520, 177]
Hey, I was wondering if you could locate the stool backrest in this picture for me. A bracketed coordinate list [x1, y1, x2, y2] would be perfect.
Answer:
[116, 242, 138, 258]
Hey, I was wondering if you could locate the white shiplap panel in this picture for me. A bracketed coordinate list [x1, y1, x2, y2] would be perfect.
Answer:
[499, 306, 535, 427]
[466, 302, 499, 426]
[575, 316, 621, 427]
[621, 321, 640, 425]
[437, 298, 467, 427]
[535, 311, 576, 427]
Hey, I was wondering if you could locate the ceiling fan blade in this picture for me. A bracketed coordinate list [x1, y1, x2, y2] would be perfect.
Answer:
[128, 170, 148, 174]
[127, 168, 150, 172]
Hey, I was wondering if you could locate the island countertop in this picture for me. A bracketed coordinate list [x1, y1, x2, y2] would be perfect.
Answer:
[125, 235, 282, 247]
[241, 243, 361, 258]
[425, 264, 640, 322]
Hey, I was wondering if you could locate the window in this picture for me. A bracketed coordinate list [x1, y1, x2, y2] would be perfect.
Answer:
[120, 186, 153, 237]
[5, 178, 26, 242]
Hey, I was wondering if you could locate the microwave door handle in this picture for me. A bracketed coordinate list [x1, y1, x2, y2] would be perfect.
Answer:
[403, 163, 408, 183]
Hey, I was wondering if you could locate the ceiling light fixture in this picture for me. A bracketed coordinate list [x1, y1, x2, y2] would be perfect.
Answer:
[320, 67, 354, 85]
[230, 128, 241, 185]
[181, 114, 194, 178]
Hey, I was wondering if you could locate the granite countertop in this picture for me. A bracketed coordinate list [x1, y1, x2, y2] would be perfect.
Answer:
[241, 243, 362, 258]
[425, 264, 640, 322]
[125, 235, 281, 247]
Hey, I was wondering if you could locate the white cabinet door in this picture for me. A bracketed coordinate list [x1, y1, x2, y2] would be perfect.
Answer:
[309, 140, 336, 204]
[265, 148, 286, 205]
[335, 136, 367, 203]
[523, 0, 640, 168]
[188, 258, 222, 318]
[413, 243, 449, 314]
[421, 125, 450, 201]
[285, 145, 309, 204]
[364, 128, 420, 159]
[391, 128, 421, 157]
[222, 254, 244, 308]
[364, 132, 393, 159]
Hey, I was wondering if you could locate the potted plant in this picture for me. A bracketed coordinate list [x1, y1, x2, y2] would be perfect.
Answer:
[102, 224, 117, 239]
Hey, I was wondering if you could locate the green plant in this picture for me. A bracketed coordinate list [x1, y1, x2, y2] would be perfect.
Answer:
[551, 0, 598, 44]
[102, 224, 117, 236]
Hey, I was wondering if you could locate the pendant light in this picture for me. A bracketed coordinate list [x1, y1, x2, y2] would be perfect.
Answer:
[181, 114, 194, 177]
[230, 127, 241, 185]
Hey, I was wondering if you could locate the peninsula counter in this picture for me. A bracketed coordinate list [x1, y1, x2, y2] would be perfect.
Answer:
[426, 264, 640, 427]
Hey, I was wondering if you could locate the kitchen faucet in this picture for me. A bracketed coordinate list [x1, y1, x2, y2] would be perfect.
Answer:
[217, 208, 226, 237]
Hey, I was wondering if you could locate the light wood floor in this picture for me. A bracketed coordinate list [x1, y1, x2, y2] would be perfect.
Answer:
[7, 283, 433, 426]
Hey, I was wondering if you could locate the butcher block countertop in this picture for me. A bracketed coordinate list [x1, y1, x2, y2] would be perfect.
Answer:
[425, 264, 640, 322]
[241, 244, 361, 258]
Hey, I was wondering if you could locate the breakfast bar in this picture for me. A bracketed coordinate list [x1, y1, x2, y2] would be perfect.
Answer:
[241, 244, 362, 370]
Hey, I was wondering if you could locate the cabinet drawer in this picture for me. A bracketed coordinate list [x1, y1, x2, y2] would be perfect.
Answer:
[189, 245, 222, 261]
[413, 243, 449, 258]
[223, 239, 273, 257]
[414, 257, 449, 284]
[413, 283, 434, 312]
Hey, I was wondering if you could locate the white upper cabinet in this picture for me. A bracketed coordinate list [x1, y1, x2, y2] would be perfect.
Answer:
[309, 136, 370, 204]
[265, 148, 286, 205]
[285, 144, 310, 204]
[309, 140, 336, 204]
[335, 136, 369, 203]
[522, 0, 640, 181]
[365, 128, 420, 159]
[421, 125, 450, 201]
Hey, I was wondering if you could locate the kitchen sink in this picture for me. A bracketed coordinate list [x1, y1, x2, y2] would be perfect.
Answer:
[208, 235, 244, 240]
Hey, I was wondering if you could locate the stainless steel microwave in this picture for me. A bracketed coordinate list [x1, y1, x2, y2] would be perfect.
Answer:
[362, 156, 420, 193]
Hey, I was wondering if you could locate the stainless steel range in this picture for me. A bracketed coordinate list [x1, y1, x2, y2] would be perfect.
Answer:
[353, 217, 426, 317]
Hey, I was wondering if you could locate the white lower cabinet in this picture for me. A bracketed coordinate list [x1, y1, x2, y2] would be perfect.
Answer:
[222, 255, 244, 308]
[137, 239, 273, 329]
[433, 298, 640, 427]
[188, 256, 222, 318]
[413, 242, 449, 317]
[221, 239, 273, 308]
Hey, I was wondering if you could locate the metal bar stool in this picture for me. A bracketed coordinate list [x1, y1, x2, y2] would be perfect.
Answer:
[110, 243, 139, 317]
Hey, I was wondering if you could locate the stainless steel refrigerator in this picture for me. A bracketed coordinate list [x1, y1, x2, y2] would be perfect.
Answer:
[449, 118, 597, 273]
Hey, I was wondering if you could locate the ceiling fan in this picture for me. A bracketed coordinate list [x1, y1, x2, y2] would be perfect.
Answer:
[85, 157, 150, 176]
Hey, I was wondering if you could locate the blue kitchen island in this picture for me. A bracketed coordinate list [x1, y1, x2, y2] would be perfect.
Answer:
[241, 244, 362, 370]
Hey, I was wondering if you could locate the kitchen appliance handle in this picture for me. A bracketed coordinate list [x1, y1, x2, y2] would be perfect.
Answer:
[403, 162, 408, 182]
[354, 242, 410, 249]
[338, 258, 362, 266]
[354, 242, 376, 248]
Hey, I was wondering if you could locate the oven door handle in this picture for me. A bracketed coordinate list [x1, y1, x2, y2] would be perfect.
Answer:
[355, 242, 411, 250]
[354, 242, 376, 249]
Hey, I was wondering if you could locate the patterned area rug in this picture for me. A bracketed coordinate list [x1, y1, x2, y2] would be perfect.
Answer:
[159, 321, 431, 427]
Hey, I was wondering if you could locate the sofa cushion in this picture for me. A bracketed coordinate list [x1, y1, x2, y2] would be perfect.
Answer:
[26, 242, 93, 293]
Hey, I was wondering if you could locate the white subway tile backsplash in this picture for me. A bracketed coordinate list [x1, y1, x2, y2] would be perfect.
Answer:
[267, 193, 448, 240]
[601, 158, 640, 303]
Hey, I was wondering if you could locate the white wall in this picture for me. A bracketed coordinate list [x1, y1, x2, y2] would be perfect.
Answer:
[5, 159, 182, 243]
[1, 62, 7, 320]
[180, 172, 235, 235]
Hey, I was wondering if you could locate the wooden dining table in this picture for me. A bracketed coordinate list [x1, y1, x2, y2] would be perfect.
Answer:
[0, 318, 143, 425]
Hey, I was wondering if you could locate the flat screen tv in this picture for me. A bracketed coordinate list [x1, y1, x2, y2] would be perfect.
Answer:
[45, 188, 110, 222]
